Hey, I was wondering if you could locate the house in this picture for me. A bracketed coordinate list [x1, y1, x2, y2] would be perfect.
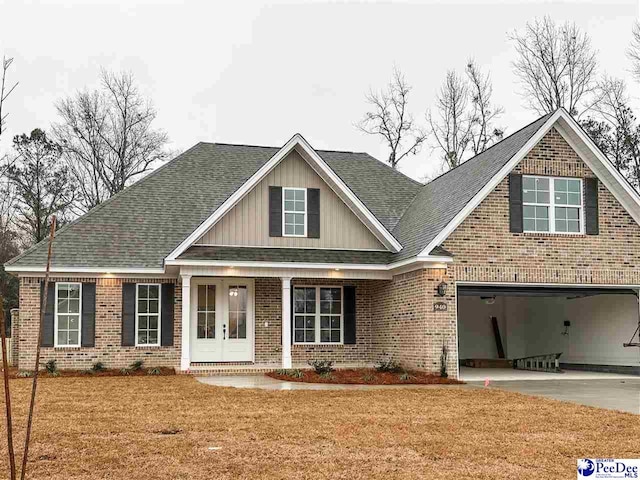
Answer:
[5, 108, 640, 377]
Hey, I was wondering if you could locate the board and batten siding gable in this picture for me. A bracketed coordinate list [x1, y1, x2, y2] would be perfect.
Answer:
[196, 150, 387, 250]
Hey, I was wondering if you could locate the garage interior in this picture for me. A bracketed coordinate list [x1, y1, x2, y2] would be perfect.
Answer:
[457, 285, 640, 377]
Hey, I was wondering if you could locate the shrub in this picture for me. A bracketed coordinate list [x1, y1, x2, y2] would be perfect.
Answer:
[319, 371, 334, 380]
[16, 370, 32, 378]
[275, 368, 303, 378]
[49, 371, 61, 377]
[375, 358, 402, 373]
[120, 368, 131, 376]
[399, 372, 415, 382]
[361, 372, 375, 383]
[81, 369, 94, 375]
[129, 360, 144, 371]
[147, 367, 161, 376]
[91, 362, 106, 372]
[44, 359, 58, 374]
[307, 360, 334, 375]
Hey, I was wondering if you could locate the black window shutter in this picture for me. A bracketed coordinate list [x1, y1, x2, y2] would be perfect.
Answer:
[307, 188, 320, 238]
[40, 281, 55, 347]
[585, 177, 599, 235]
[343, 286, 356, 344]
[269, 186, 282, 237]
[161, 283, 175, 346]
[121, 283, 136, 346]
[509, 173, 523, 233]
[81, 283, 96, 347]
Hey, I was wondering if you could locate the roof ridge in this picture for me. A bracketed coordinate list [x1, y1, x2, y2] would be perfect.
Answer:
[202, 141, 372, 156]
[421, 112, 552, 188]
[5, 143, 203, 267]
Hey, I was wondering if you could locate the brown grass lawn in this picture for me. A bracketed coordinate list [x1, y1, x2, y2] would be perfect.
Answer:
[0, 376, 638, 479]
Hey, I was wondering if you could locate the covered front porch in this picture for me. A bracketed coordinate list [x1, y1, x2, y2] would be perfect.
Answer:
[177, 266, 393, 373]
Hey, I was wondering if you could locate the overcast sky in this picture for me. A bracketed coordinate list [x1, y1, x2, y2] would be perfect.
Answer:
[1, 0, 639, 181]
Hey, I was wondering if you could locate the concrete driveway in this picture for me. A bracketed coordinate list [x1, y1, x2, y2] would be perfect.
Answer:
[469, 377, 640, 414]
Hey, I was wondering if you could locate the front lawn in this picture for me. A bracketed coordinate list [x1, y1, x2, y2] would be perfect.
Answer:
[0, 376, 637, 479]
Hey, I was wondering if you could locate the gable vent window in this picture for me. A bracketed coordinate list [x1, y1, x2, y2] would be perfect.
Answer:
[283, 187, 307, 236]
[522, 176, 583, 234]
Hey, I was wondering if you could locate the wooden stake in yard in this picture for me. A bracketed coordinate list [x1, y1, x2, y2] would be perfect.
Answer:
[19, 216, 56, 480]
[0, 295, 16, 480]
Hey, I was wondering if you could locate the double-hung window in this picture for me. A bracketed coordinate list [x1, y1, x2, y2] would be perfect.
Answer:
[522, 176, 583, 234]
[293, 286, 342, 344]
[55, 283, 81, 347]
[283, 187, 306, 236]
[136, 284, 161, 346]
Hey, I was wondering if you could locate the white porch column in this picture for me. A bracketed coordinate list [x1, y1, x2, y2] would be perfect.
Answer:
[180, 274, 192, 371]
[281, 277, 292, 368]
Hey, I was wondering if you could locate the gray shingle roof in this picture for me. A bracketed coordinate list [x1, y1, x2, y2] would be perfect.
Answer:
[392, 113, 552, 260]
[179, 246, 394, 264]
[6, 114, 551, 270]
[6, 142, 420, 270]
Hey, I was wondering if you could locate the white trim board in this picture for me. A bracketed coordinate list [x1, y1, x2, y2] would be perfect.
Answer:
[419, 108, 640, 256]
[165, 133, 403, 261]
[3, 265, 166, 275]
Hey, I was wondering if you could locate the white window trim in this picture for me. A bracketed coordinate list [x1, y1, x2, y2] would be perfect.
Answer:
[54, 282, 82, 348]
[522, 175, 584, 235]
[282, 187, 307, 237]
[135, 283, 162, 347]
[292, 285, 343, 345]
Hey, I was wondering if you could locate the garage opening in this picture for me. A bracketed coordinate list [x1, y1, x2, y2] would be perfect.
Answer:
[457, 285, 640, 377]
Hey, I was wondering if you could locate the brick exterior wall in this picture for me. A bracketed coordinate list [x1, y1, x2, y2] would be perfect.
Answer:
[254, 278, 282, 365]
[10, 309, 19, 366]
[371, 269, 457, 375]
[443, 127, 640, 285]
[16, 277, 181, 370]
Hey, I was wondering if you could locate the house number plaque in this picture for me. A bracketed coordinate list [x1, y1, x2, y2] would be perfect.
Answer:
[433, 302, 448, 312]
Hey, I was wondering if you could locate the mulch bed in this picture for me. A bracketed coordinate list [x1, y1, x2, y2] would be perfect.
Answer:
[266, 368, 463, 385]
[2, 366, 175, 378]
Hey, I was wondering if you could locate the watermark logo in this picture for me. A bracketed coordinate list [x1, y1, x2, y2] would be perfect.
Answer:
[577, 459, 595, 477]
[578, 459, 640, 479]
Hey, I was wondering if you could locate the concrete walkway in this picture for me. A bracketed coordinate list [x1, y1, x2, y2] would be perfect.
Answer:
[196, 375, 456, 390]
[197, 371, 640, 414]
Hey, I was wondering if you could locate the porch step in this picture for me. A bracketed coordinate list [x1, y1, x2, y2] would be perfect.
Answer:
[182, 362, 374, 376]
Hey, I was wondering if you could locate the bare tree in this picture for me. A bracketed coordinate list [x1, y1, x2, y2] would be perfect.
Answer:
[7, 129, 75, 244]
[581, 77, 640, 190]
[466, 60, 504, 155]
[53, 70, 169, 212]
[428, 61, 503, 170]
[510, 16, 598, 116]
[627, 21, 640, 82]
[0, 56, 18, 139]
[356, 68, 426, 169]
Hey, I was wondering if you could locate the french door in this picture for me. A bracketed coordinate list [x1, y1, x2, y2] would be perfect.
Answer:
[190, 278, 254, 362]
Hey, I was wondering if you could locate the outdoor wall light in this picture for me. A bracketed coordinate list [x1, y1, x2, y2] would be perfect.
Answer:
[562, 320, 571, 336]
[437, 281, 448, 297]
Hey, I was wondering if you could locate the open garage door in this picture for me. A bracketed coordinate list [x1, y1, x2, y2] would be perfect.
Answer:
[457, 284, 640, 375]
